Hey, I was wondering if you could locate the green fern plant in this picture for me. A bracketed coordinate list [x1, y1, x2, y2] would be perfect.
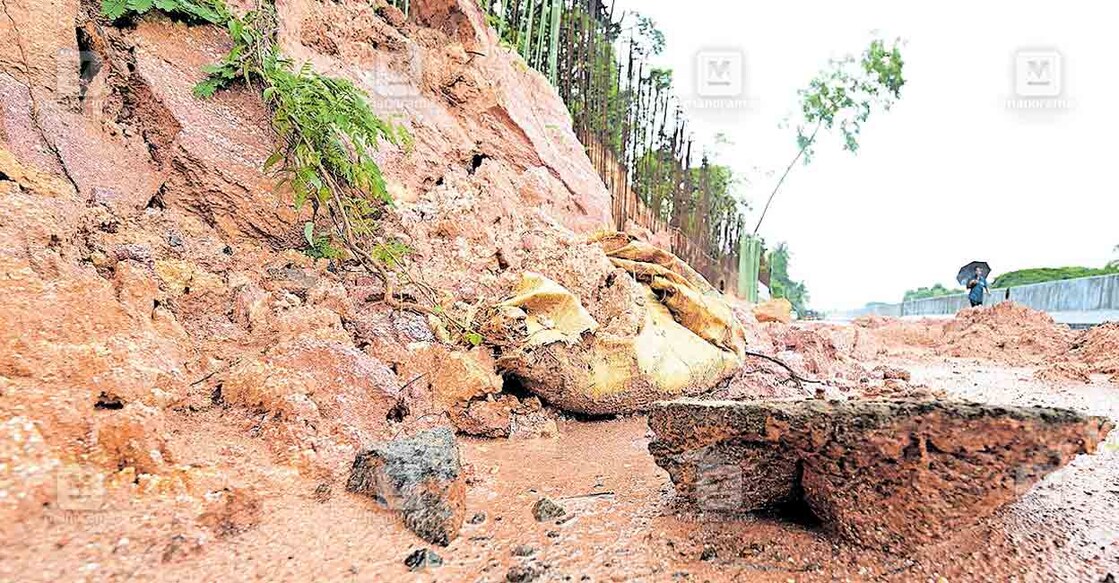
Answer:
[103, 0, 485, 348]
[101, 0, 226, 22]
[103, 0, 404, 236]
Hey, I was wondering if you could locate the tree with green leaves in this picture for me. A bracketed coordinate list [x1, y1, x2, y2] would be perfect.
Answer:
[904, 283, 964, 302]
[768, 243, 809, 315]
[753, 37, 905, 235]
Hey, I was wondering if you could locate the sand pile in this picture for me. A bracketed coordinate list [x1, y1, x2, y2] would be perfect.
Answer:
[850, 316, 945, 358]
[1033, 361, 1093, 384]
[936, 303, 1074, 365]
[1072, 322, 1119, 377]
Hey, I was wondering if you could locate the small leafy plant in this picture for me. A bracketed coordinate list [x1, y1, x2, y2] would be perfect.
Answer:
[303, 222, 344, 260]
[101, 0, 225, 22]
[102, 0, 483, 346]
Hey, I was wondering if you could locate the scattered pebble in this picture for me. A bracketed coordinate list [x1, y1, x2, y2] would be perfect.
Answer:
[404, 548, 443, 571]
[532, 497, 566, 522]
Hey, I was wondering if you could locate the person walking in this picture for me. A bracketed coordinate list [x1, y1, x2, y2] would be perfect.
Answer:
[967, 266, 988, 307]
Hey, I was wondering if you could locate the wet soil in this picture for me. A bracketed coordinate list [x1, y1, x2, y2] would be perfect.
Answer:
[3, 358, 1117, 582]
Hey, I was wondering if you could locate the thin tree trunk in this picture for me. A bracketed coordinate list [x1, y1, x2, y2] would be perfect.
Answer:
[752, 121, 822, 236]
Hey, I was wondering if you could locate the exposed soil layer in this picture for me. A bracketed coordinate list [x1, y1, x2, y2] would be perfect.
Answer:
[3, 359, 1116, 582]
[648, 398, 1111, 553]
[2, 0, 1118, 578]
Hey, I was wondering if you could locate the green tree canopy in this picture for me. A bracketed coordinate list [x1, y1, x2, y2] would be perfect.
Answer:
[992, 266, 1119, 288]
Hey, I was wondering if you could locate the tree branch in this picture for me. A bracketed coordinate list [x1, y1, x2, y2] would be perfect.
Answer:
[752, 120, 822, 236]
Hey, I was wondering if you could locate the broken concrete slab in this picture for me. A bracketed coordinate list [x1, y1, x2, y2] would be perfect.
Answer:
[347, 428, 466, 546]
[648, 398, 1112, 552]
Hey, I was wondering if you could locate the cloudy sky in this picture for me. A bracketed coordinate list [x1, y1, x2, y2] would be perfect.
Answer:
[610, 0, 1118, 310]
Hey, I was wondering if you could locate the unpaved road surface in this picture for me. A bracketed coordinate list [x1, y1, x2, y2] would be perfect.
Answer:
[5, 357, 1115, 582]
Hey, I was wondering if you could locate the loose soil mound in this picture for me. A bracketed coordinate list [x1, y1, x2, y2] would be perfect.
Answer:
[1072, 322, 1119, 375]
[1034, 361, 1092, 384]
[851, 316, 945, 358]
[937, 303, 1074, 365]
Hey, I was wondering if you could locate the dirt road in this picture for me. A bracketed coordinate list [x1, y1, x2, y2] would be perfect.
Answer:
[6, 354, 1115, 582]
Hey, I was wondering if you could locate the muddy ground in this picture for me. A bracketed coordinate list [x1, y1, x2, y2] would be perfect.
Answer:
[4, 346, 1116, 582]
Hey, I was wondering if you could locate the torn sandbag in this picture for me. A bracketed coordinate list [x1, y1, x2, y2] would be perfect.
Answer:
[600, 236, 746, 360]
[496, 272, 598, 346]
[492, 235, 747, 414]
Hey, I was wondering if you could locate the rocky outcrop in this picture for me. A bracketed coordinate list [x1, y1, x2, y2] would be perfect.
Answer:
[648, 398, 1112, 552]
[346, 428, 466, 546]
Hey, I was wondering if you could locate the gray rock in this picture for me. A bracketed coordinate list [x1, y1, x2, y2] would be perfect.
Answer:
[403, 548, 443, 571]
[505, 564, 544, 583]
[347, 428, 466, 546]
[511, 544, 535, 557]
[531, 497, 566, 522]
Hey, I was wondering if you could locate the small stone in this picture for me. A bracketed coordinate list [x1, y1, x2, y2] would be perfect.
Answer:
[511, 544, 535, 557]
[469, 512, 487, 524]
[404, 548, 443, 571]
[532, 497, 566, 522]
[873, 364, 911, 381]
[506, 564, 543, 583]
[198, 488, 261, 537]
[699, 545, 717, 561]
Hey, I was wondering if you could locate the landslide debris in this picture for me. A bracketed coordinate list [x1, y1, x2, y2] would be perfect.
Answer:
[1072, 322, 1119, 376]
[492, 234, 748, 414]
[937, 302, 1075, 365]
[648, 398, 1112, 552]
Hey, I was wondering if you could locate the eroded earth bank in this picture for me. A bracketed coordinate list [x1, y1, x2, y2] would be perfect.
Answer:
[1, 0, 1117, 581]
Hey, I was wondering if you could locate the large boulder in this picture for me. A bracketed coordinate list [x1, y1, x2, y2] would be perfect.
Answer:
[648, 398, 1112, 552]
[346, 428, 466, 546]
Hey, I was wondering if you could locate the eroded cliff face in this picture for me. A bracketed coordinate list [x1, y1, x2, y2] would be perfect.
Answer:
[0, 0, 613, 532]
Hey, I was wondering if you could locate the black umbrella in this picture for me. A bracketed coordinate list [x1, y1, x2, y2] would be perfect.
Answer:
[957, 261, 991, 286]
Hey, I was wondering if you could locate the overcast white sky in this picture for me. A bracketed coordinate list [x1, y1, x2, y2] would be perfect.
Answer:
[610, 0, 1119, 310]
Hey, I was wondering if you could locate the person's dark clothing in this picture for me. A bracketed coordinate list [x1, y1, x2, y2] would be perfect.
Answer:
[968, 274, 988, 306]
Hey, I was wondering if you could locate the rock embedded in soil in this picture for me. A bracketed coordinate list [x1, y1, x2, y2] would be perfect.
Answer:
[873, 364, 911, 381]
[511, 544, 536, 557]
[198, 488, 262, 538]
[347, 428, 466, 546]
[531, 497, 567, 522]
[505, 564, 544, 583]
[648, 398, 1113, 552]
[403, 548, 443, 571]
